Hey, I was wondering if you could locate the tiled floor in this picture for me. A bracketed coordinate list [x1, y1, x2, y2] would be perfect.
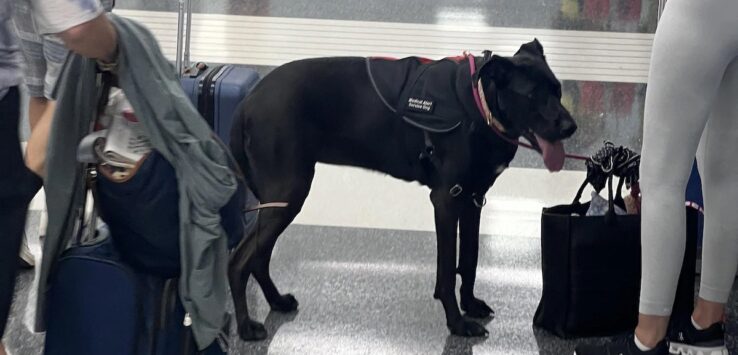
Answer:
[5, 223, 738, 354]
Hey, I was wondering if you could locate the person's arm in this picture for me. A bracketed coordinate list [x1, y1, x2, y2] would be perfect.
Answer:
[57, 14, 117, 61]
[30, 0, 117, 61]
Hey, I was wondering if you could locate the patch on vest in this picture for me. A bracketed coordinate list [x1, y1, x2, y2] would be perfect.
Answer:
[407, 98, 435, 113]
[367, 57, 467, 133]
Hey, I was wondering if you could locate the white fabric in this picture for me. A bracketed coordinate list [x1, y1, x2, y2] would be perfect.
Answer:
[29, 0, 103, 34]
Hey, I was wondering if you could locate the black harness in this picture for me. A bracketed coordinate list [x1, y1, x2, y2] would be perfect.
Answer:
[367, 52, 497, 206]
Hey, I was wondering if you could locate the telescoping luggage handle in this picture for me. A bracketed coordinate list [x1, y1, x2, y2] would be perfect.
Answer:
[73, 71, 116, 246]
[173, 1, 290, 214]
[175, 0, 193, 75]
[175, 1, 210, 78]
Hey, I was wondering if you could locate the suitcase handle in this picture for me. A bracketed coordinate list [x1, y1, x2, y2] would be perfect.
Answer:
[175, 0, 193, 75]
[182, 62, 208, 78]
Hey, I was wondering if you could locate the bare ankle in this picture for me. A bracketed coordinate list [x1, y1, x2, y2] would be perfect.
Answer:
[693, 298, 725, 328]
[635, 328, 664, 348]
[635, 314, 670, 348]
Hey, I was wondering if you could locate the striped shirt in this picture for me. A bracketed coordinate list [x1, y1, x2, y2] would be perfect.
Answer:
[0, 0, 105, 100]
[0, 0, 22, 100]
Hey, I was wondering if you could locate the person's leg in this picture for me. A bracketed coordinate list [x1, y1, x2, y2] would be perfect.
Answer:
[0, 87, 41, 352]
[636, 0, 738, 347]
[691, 56, 738, 329]
[574, 4, 738, 354]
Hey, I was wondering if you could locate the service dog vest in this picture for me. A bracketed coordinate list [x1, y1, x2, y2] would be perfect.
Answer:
[367, 55, 474, 133]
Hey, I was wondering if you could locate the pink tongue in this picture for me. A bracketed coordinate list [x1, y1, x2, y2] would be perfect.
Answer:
[535, 133, 565, 172]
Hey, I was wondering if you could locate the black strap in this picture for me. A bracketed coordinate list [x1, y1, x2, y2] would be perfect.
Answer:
[75, 71, 115, 246]
[365, 58, 397, 114]
[96, 71, 114, 118]
[573, 174, 625, 206]
[419, 131, 438, 167]
[604, 174, 617, 225]
[572, 178, 589, 204]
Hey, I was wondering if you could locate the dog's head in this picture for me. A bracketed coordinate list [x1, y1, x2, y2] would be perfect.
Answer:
[479, 39, 577, 172]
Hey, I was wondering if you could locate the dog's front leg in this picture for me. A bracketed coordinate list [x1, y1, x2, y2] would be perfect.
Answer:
[431, 189, 489, 337]
[458, 201, 494, 318]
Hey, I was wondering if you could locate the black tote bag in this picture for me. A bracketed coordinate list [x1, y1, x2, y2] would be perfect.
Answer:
[533, 175, 698, 338]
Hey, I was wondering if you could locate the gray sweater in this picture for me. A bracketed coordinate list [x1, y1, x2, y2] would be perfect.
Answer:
[37, 14, 237, 350]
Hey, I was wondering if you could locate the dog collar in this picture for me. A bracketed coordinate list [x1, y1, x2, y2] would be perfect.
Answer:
[476, 79, 507, 134]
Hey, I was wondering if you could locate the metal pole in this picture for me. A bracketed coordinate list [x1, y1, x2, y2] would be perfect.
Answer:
[175, 0, 185, 74]
[184, 0, 192, 68]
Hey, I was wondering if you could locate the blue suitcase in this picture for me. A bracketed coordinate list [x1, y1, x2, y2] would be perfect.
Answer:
[45, 228, 139, 355]
[45, 229, 228, 355]
[180, 63, 260, 145]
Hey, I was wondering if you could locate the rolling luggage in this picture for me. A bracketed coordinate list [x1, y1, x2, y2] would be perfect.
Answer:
[139, 276, 229, 355]
[45, 164, 230, 355]
[176, 0, 259, 145]
[45, 226, 139, 355]
[180, 64, 260, 145]
[45, 227, 229, 355]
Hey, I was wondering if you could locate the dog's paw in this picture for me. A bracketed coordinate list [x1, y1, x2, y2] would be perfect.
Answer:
[448, 319, 489, 337]
[461, 297, 495, 319]
[270, 293, 299, 313]
[238, 318, 268, 341]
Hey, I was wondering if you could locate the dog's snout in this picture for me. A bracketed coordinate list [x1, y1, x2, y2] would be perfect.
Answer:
[559, 119, 577, 137]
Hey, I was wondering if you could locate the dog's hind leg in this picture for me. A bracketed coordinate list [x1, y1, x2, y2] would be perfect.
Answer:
[229, 169, 314, 341]
[229, 225, 266, 341]
[251, 172, 314, 313]
[458, 201, 494, 319]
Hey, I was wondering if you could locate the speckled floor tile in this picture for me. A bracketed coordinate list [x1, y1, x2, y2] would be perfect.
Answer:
[6, 224, 738, 354]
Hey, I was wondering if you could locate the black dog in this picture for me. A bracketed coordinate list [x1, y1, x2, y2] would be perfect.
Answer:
[229, 39, 577, 340]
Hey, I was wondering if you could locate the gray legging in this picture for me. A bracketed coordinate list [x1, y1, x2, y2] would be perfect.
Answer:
[640, 0, 738, 316]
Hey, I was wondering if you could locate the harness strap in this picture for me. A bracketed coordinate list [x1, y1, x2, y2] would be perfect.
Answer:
[244, 202, 290, 213]
[366, 57, 398, 114]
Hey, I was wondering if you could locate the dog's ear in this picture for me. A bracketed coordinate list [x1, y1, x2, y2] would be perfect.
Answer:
[481, 55, 515, 88]
[516, 38, 545, 57]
